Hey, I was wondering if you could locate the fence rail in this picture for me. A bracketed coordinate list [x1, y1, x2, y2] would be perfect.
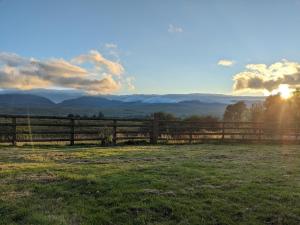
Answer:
[0, 114, 300, 145]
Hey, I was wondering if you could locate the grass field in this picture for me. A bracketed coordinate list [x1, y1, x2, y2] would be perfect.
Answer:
[0, 144, 299, 225]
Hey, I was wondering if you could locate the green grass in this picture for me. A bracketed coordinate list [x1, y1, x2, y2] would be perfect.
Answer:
[0, 144, 299, 225]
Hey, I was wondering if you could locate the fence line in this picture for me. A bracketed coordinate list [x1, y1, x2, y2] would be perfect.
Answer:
[0, 114, 299, 145]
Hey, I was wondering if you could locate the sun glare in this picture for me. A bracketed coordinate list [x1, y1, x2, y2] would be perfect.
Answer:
[278, 84, 292, 99]
[264, 84, 293, 99]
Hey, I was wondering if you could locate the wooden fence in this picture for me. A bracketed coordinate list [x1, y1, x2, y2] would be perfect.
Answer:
[0, 114, 300, 145]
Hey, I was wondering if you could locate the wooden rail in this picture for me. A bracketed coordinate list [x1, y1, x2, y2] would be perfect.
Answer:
[0, 114, 299, 145]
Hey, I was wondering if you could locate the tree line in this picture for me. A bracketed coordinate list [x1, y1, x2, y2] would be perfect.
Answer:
[67, 112, 104, 119]
[150, 89, 300, 125]
[224, 89, 300, 123]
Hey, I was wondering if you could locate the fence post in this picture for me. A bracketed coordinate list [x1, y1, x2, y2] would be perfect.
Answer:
[12, 116, 17, 146]
[70, 118, 75, 146]
[151, 114, 159, 144]
[113, 119, 117, 145]
[221, 122, 225, 141]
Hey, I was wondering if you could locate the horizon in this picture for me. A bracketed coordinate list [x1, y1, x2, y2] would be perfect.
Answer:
[1, 0, 300, 97]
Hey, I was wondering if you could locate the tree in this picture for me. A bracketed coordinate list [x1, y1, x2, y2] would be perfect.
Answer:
[152, 112, 177, 120]
[97, 112, 104, 118]
[249, 103, 264, 122]
[223, 101, 248, 122]
[289, 89, 300, 122]
[263, 94, 287, 123]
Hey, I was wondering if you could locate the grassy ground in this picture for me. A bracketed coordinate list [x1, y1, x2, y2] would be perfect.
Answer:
[0, 144, 299, 225]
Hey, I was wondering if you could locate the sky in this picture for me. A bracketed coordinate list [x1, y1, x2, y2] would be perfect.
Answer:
[1, 0, 300, 95]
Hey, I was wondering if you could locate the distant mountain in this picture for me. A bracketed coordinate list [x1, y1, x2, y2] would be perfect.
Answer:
[0, 91, 265, 118]
[0, 89, 84, 103]
[0, 94, 55, 107]
[0, 89, 265, 104]
[50, 96, 228, 117]
[58, 96, 124, 107]
[106, 93, 264, 105]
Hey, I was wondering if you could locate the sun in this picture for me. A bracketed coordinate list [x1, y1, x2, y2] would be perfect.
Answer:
[278, 84, 292, 99]
[264, 84, 293, 99]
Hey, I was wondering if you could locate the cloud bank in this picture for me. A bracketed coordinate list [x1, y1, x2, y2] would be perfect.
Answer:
[0, 50, 130, 94]
[233, 60, 300, 93]
[218, 59, 235, 67]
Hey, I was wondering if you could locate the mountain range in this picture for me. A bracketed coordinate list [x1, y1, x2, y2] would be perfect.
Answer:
[0, 90, 264, 118]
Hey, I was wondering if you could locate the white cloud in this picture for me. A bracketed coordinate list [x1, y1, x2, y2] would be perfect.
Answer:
[218, 59, 235, 67]
[168, 24, 183, 33]
[71, 50, 124, 76]
[233, 60, 300, 93]
[0, 51, 129, 94]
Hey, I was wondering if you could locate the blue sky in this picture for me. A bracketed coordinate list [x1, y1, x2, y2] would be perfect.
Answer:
[1, 0, 300, 95]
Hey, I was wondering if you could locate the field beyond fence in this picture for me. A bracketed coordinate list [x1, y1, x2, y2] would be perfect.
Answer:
[0, 114, 300, 145]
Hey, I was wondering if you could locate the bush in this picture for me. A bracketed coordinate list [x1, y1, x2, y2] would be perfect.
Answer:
[98, 127, 113, 146]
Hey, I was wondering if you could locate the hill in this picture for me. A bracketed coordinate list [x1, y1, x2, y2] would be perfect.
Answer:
[0, 92, 264, 118]
[0, 94, 55, 107]
[58, 96, 124, 107]
[0, 89, 264, 104]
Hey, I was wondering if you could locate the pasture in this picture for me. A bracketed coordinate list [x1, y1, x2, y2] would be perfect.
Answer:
[0, 144, 299, 225]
